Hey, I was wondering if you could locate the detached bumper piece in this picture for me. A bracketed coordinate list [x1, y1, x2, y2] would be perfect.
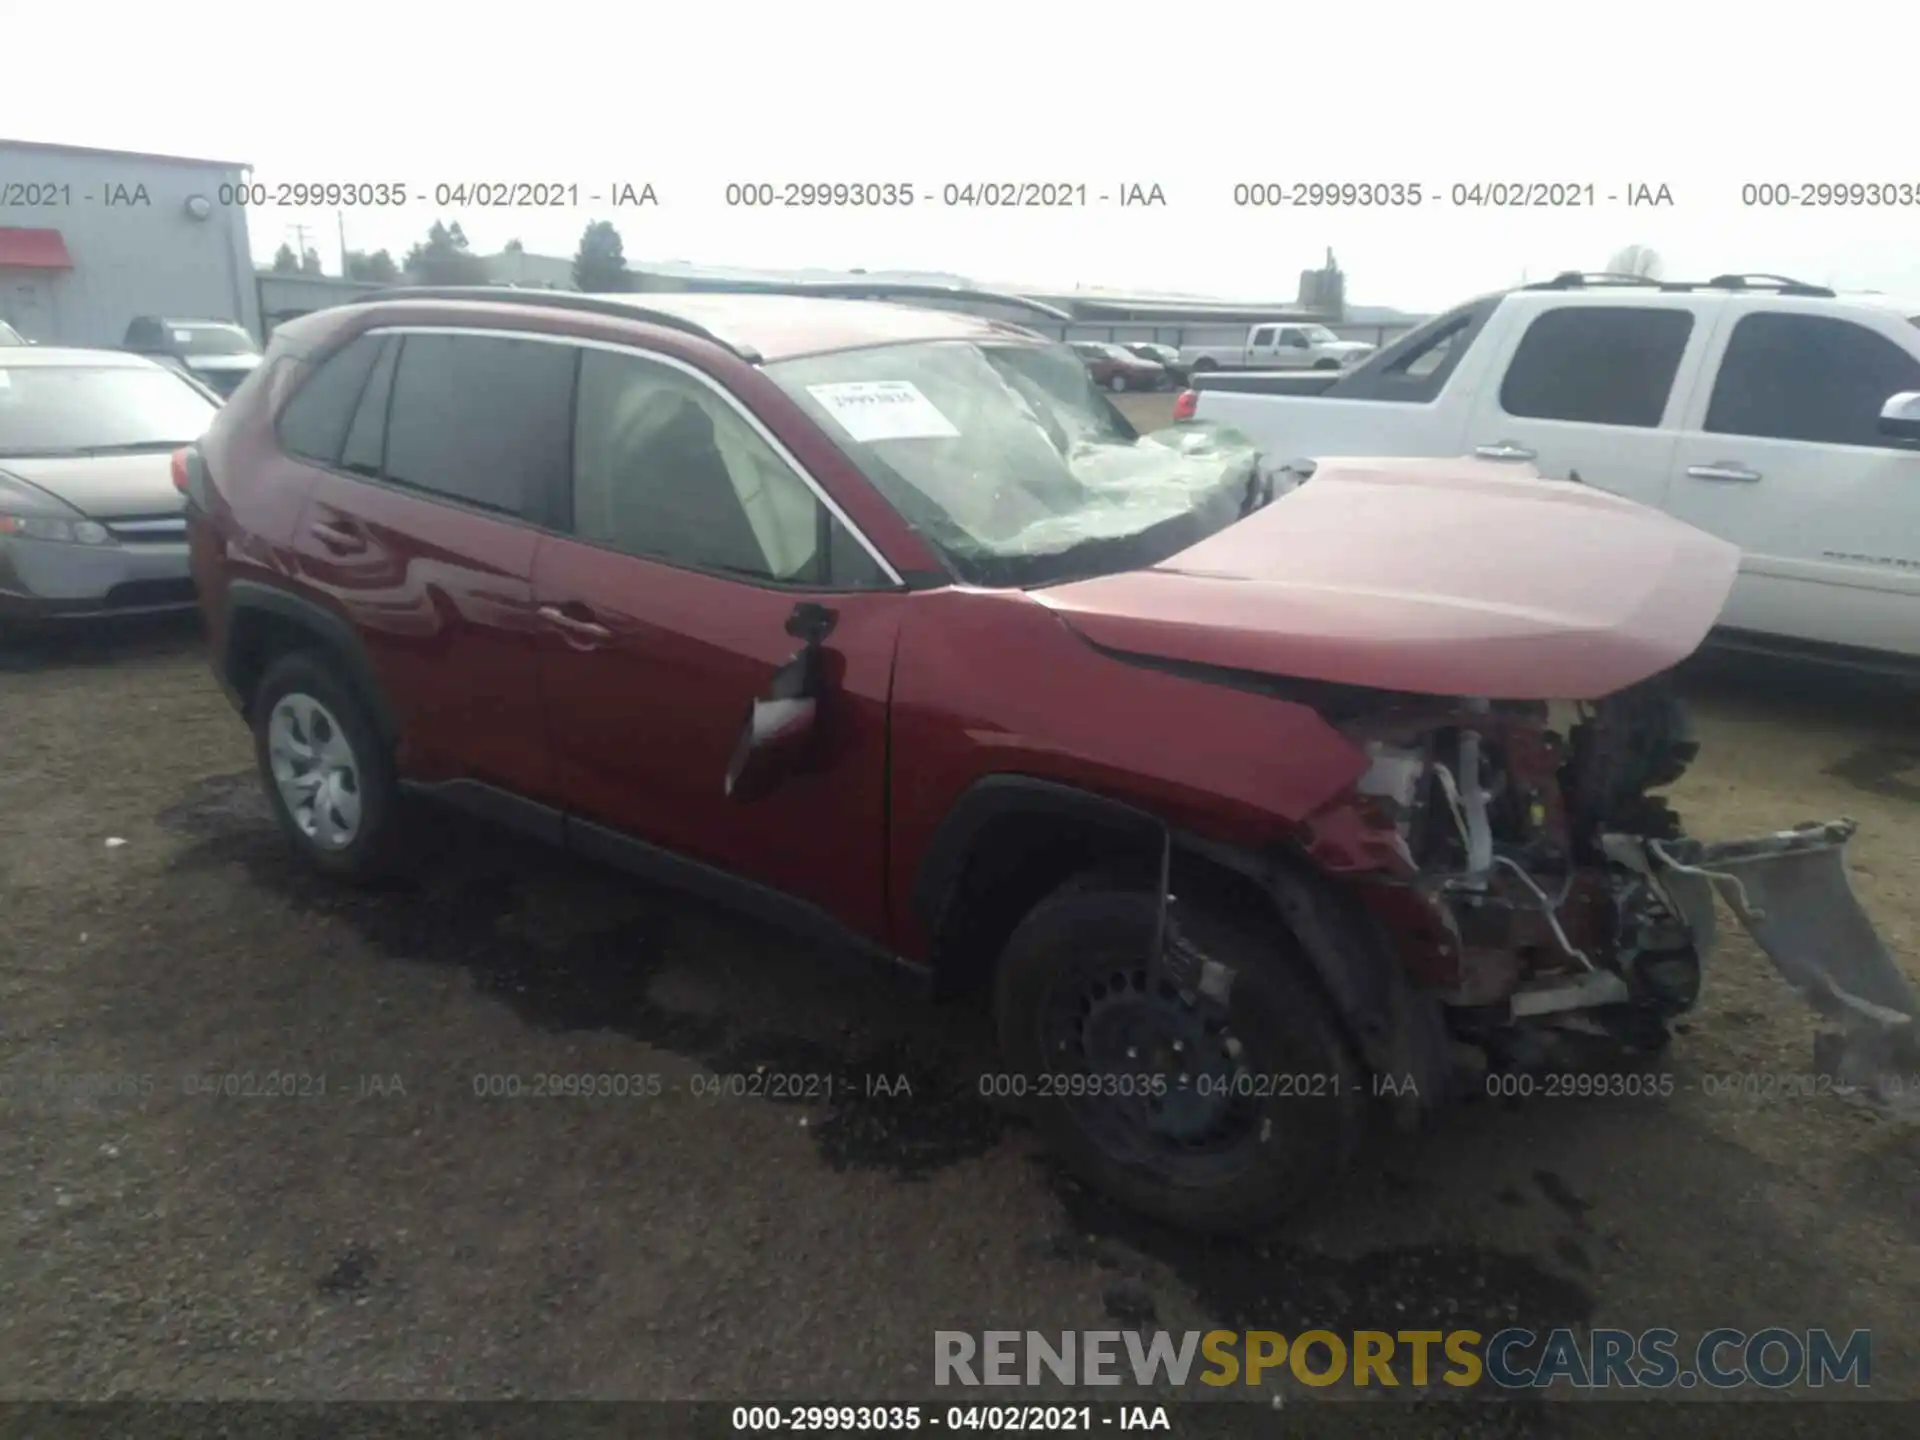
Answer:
[1613, 819, 1919, 1103]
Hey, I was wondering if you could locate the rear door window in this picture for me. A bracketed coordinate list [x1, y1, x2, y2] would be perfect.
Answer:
[1705, 312, 1920, 448]
[1499, 306, 1695, 427]
[277, 334, 387, 465]
[380, 333, 576, 524]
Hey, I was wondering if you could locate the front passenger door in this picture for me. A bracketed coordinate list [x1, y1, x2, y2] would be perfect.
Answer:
[1665, 308, 1920, 653]
[532, 347, 907, 944]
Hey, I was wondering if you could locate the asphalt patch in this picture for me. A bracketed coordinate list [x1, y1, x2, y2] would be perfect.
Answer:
[158, 771, 1012, 1182]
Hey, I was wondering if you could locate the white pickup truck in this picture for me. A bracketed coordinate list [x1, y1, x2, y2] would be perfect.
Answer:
[1180, 322, 1374, 377]
[1182, 274, 1920, 668]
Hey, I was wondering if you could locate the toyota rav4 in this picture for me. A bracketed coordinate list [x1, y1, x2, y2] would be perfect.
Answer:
[182, 286, 1917, 1234]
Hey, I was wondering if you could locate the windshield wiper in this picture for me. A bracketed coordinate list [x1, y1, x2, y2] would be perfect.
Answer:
[73, 441, 195, 455]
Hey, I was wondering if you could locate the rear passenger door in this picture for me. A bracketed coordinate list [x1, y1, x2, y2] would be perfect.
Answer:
[283, 327, 572, 810]
[1665, 307, 1920, 653]
[530, 345, 907, 944]
[1463, 301, 1706, 506]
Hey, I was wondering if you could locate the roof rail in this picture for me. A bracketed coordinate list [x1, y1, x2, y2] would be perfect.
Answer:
[1701, 273, 1836, 298]
[341, 286, 761, 361]
[1523, 271, 1665, 290]
[1522, 270, 1837, 299]
[710, 280, 1075, 323]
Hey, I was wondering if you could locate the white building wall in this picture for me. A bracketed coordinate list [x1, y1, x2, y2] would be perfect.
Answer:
[0, 142, 260, 347]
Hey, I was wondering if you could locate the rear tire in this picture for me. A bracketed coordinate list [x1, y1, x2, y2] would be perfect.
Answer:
[250, 650, 402, 884]
[994, 878, 1364, 1235]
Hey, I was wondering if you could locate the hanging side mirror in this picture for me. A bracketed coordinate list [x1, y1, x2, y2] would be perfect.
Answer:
[723, 603, 838, 803]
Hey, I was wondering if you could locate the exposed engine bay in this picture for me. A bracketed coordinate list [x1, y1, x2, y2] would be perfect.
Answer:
[1306, 677, 1920, 1096]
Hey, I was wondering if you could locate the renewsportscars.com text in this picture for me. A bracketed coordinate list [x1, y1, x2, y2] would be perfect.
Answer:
[934, 1327, 1871, 1390]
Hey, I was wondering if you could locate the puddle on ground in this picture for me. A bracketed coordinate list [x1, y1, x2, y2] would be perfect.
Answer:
[158, 772, 1013, 1182]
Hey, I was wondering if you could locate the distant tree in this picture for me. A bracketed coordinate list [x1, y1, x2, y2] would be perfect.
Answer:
[1606, 244, 1663, 278]
[270, 243, 301, 275]
[573, 220, 629, 292]
[403, 220, 488, 285]
[504, 237, 524, 254]
[300, 247, 325, 276]
[344, 248, 400, 283]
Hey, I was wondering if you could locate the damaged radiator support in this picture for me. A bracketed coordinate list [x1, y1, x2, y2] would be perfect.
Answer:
[1611, 820, 1920, 1098]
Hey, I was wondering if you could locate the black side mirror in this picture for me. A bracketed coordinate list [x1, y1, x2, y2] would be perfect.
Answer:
[723, 603, 839, 803]
[1878, 391, 1920, 444]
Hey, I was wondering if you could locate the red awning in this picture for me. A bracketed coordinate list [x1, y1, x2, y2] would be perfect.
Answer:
[0, 228, 75, 270]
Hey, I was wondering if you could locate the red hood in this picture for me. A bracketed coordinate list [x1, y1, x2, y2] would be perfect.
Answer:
[1032, 457, 1740, 701]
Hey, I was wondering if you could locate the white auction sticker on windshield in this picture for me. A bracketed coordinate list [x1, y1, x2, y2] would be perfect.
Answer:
[806, 381, 960, 442]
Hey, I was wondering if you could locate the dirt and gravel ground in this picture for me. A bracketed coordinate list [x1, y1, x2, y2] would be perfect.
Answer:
[3, 398, 1918, 1420]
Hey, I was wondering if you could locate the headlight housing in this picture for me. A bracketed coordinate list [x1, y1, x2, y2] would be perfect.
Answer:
[0, 514, 114, 545]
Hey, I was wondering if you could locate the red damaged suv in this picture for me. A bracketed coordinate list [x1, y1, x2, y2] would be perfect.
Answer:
[183, 286, 1914, 1234]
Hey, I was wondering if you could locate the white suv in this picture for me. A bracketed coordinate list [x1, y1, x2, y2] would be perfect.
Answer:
[1187, 274, 1920, 668]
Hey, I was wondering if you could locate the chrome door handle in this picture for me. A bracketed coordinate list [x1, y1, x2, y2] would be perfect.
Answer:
[1686, 463, 1762, 483]
[537, 605, 611, 642]
[1474, 442, 1538, 462]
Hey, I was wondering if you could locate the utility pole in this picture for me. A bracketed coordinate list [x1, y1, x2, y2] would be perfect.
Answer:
[286, 223, 313, 272]
[337, 211, 350, 278]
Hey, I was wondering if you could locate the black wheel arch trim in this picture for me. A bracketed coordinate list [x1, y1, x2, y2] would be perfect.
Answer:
[910, 775, 1166, 933]
[915, 774, 1452, 1110]
[222, 578, 399, 742]
[1178, 834, 1454, 1116]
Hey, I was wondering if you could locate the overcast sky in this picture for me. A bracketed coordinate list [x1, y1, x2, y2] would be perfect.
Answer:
[7, 1, 1918, 313]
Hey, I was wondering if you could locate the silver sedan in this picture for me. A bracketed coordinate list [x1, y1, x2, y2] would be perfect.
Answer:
[0, 348, 222, 631]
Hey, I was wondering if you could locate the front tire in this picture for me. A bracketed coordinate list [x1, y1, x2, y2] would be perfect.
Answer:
[994, 878, 1363, 1235]
[251, 650, 402, 883]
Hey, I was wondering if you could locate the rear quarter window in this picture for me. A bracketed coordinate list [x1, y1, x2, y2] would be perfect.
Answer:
[276, 334, 388, 465]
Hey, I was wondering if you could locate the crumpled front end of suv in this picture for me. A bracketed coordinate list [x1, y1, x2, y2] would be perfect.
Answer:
[1297, 683, 1918, 1098]
[1037, 456, 1919, 1097]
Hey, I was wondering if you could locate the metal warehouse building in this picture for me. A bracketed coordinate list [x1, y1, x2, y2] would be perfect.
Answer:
[0, 139, 261, 348]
